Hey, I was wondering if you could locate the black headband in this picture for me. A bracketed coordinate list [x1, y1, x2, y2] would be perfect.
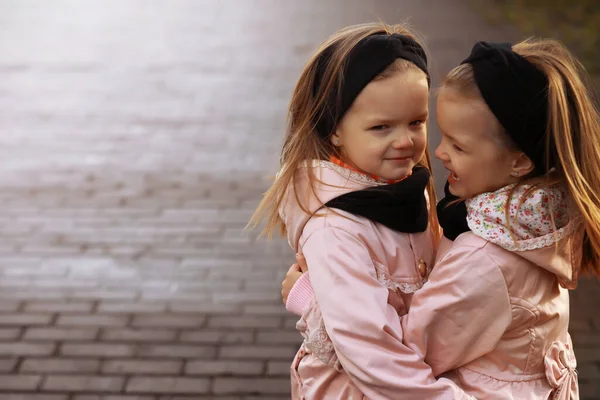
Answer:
[462, 42, 553, 174]
[313, 33, 429, 138]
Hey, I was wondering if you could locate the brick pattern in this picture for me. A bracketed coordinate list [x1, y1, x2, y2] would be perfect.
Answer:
[0, 0, 597, 399]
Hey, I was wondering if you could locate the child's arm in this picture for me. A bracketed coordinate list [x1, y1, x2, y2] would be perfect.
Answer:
[282, 254, 312, 316]
[284, 270, 313, 316]
[302, 227, 473, 399]
[401, 243, 513, 376]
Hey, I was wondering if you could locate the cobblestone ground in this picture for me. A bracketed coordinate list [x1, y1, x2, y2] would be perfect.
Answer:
[0, 0, 597, 398]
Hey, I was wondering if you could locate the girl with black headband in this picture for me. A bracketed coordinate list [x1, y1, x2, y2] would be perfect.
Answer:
[286, 37, 600, 398]
[250, 22, 468, 398]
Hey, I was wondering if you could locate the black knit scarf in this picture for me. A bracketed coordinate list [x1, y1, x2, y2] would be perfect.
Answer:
[325, 166, 431, 233]
[436, 181, 469, 240]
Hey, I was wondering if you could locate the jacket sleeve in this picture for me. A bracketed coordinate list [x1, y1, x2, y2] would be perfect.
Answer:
[401, 242, 513, 376]
[302, 227, 473, 399]
[285, 272, 314, 316]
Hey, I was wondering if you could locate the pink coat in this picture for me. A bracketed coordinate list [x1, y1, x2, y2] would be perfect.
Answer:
[287, 181, 579, 399]
[281, 160, 470, 399]
[400, 184, 579, 399]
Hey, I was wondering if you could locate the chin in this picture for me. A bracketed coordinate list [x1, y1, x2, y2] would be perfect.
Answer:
[447, 182, 467, 198]
[448, 184, 459, 196]
[387, 167, 412, 181]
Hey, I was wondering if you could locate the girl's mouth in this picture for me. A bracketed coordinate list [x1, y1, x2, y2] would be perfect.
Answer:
[448, 171, 460, 183]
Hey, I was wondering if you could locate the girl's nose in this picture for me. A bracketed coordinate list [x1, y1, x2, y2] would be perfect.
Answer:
[434, 142, 447, 161]
[392, 133, 413, 149]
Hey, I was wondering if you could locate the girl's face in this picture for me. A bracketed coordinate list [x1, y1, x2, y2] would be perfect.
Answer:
[331, 68, 429, 181]
[434, 86, 533, 198]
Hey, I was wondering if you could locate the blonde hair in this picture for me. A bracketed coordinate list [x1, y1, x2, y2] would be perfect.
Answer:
[442, 38, 600, 277]
[249, 22, 439, 240]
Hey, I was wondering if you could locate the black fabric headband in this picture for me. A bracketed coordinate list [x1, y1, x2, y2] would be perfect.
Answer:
[462, 42, 553, 174]
[313, 33, 429, 138]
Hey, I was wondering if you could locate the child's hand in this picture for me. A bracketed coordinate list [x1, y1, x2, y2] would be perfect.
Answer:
[282, 263, 303, 305]
[296, 252, 309, 272]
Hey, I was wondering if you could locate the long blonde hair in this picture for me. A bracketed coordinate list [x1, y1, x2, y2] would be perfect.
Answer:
[248, 22, 439, 239]
[443, 38, 600, 277]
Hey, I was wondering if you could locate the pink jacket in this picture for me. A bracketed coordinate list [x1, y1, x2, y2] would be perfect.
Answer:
[402, 184, 579, 399]
[288, 182, 580, 399]
[281, 160, 470, 399]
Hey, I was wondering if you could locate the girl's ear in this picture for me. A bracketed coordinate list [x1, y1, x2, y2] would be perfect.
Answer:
[510, 152, 535, 178]
[331, 129, 342, 147]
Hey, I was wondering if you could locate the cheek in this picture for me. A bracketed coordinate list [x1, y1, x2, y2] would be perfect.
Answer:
[462, 154, 505, 188]
[399, 130, 427, 163]
[453, 154, 484, 180]
[362, 145, 387, 164]
[415, 131, 427, 154]
[345, 139, 382, 166]
[487, 159, 514, 183]
[358, 137, 387, 154]
[340, 132, 366, 155]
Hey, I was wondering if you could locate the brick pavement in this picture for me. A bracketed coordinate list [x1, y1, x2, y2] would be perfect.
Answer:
[0, 0, 597, 398]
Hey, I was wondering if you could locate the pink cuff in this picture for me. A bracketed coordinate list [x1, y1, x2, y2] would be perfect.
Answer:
[285, 272, 315, 316]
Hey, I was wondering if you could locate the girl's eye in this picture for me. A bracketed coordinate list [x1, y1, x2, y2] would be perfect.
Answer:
[410, 120, 425, 126]
[452, 144, 463, 152]
[369, 125, 390, 131]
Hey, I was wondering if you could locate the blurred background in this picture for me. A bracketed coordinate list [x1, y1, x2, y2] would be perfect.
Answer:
[0, 0, 597, 399]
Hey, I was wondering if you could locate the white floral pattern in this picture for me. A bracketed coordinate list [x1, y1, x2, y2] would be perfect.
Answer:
[296, 297, 342, 371]
[294, 256, 423, 373]
[305, 319, 342, 371]
[466, 184, 577, 251]
[373, 261, 425, 294]
[308, 160, 390, 186]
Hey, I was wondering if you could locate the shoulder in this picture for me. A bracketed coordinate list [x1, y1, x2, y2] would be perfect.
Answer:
[301, 208, 375, 242]
[436, 233, 509, 279]
[442, 232, 495, 261]
[442, 232, 531, 287]
[450, 232, 523, 262]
